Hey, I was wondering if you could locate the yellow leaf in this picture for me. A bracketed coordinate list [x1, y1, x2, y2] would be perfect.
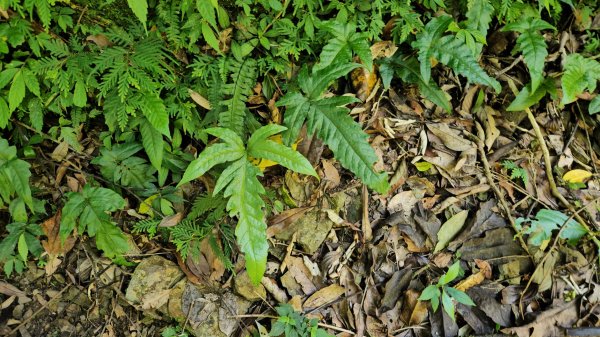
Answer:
[139, 194, 158, 216]
[562, 169, 593, 183]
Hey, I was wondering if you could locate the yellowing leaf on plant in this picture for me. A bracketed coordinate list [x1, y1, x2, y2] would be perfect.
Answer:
[139, 194, 158, 216]
[562, 169, 592, 183]
[251, 134, 298, 171]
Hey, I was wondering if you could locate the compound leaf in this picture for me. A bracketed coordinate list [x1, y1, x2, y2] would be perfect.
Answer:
[561, 54, 600, 105]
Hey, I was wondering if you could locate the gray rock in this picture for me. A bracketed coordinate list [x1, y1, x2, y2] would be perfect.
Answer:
[125, 256, 184, 304]
[234, 271, 266, 301]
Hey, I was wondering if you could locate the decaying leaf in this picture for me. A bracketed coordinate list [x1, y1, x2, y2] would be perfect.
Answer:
[434, 210, 468, 252]
[427, 123, 474, 152]
[303, 284, 345, 310]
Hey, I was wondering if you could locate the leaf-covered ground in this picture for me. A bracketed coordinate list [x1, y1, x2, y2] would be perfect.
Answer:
[2, 2, 600, 337]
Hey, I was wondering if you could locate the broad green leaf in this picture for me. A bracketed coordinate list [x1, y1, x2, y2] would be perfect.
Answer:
[0, 68, 19, 90]
[516, 209, 588, 246]
[590, 96, 600, 115]
[22, 68, 39, 97]
[249, 139, 317, 177]
[431, 36, 501, 93]
[127, 0, 148, 29]
[222, 159, 268, 284]
[95, 222, 130, 259]
[8, 70, 25, 112]
[316, 22, 373, 71]
[507, 79, 555, 111]
[413, 15, 453, 83]
[139, 94, 170, 138]
[60, 192, 86, 241]
[17, 233, 28, 262]
[439, 262, 462, 285]
[305, 63, 361, 100]
[441, 290, 456, 321]
[73, 80, 87, 107]
[178, 143, 245, 187]
[431, 292, 440, 311]
[140, 119, 164, 171]
[197, 0, 217, 28]
[5, 159, 33, 210]
[434, 210, 468, 252]
[205, 127, 245, 150]
[247, 124, 288, 149]
[445, 287, 475, 306]
[561, 54, 600, 105]
[465, 0, 494, 55]
[418, 285, 440, 301]
[0, 97, 10, 129]
[201, 22, 221, 54]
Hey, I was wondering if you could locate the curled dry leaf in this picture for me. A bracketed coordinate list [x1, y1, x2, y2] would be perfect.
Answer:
[427, 123, 474, 152]
[455, 260, 492, 292]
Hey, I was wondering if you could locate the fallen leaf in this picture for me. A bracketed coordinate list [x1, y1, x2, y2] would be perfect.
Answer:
[303, 284, 345, 310]
[434, 210, 468, 253]
[86, 34, 112, 47]
[322, 159, 340, 188]
[502, 301, 578, 337]
[455, 260, 491, 292]
[159, 212, 184, 227]
[562, 169, 592, 183]
[41, 211, 76, 275]
[51, 141, 69, 162]
[188, 89, 212, 110]
[427, 123, 474, 152]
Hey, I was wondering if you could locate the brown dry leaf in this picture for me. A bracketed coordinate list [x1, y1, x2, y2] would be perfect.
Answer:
[0, 282, 28, 299]
[159, 212, 184, 227]
[427, 123, 473, 152]
[188, 89, 211, 110]
[51, 141, 69, 162]
[502, 301, 578, 337]
[86, 34, 112, 47]
[287, 256, 317, 295]
[267, 206, 313, 238]
[455, 260, 492, 292]
[484, 107, 500, 149]
[351, 66, 378, 101]
[531, 250, 558, 292]
[261, 277, 288, 303]
[387, 190, 419, 214]
[41, 211, 76, 275]
[288, 295, 303, 312]
[303, 284, 345, 310]
[322, 159, 340, 188]
[400, 289, 428, 325]
[370, 41, 398, 59]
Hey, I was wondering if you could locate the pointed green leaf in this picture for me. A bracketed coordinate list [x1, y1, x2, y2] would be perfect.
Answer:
[17, 233, 28, 262]
[127, 0, 148, 29]
[139, 94, 170, 138]
[22, 68, 40, 97]
[515, 30, 548, 92]
[247, 124, 288, 149]
[95, 222, 130, 259]
[5, 159, 33, 210]
[178, 143, 245, 187]
[60, 192, 86, 241]
[418, 285, 440, 301]
[0, 97, 10, 129]
[316, 22, 372, 71]
[8, 70, 25, 112]
[306, 63, 362, 99]
[589, 96, 600, 115]
[441, 290, 456, 321]
[445, 287, 475, 306]
[507, 79, 554, 111]
[205, 127, 245, 150]
[202, 22, 222, 54]
[140, 119, 164, 171]
[249, 140, 317, 177]
[439, 261, 462, 285]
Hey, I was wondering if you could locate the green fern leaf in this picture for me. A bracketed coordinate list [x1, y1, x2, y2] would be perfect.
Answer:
[379, 55, 451, 112]
[219, 58, 257, 135]
[140, 119, 164, 171]
[127, 0, 148, 30]
[503, 19, 554, 92]
[138, 94, 170, 138]
[431, 36, 501, 93]
[220, 158, 268, 284]
[316, 21, 373, 71]
[178, 129, 245, 187]
[248, 124, 317, 177]
[561, 54, 600, 105]
[465, 0, 494, 55]
[413, 15, 453, 83]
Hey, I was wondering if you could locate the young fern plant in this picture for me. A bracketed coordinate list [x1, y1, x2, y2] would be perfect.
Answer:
[178, 125, 317, 284]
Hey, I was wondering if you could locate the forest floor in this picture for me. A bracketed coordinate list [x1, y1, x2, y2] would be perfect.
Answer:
[1, 4, 600, 337]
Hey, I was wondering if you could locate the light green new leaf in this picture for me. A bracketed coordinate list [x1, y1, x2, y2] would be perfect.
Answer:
[139, 94, 170, 138]
[140, 119, 164, 171]
[439, 262, 462, 285]
[434, 210, 468, 252]
[205, 127, 245, 150]
[95, 223, 130, 259]
[516, 209, 587, 246]
[127, 0, 148, 29]
[222, 159, 268, 284]
[561, 54, 600, 105]
[441, 290, 456, 320]
[418, 285, 440, 301]
[178, 143, 245, 187]
[8, 70, 25, 112]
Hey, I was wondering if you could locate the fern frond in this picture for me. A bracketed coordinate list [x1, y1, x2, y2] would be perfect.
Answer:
[465, 0, 494, 55]
[316, 21, 373, 71]
[561, 54, 600, 105]
[413, 15, 453, 84]
[219, 58, 257, 136]
[187, 193, 227, 220]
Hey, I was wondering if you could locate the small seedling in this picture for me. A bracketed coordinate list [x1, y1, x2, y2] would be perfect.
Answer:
[418, 261, 475, 321]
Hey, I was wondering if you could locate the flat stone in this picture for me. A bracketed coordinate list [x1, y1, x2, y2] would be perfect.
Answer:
[125, 256, 184, 305]
[234, 271, 267, 301]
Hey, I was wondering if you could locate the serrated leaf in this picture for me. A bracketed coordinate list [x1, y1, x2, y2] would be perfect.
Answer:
[513, 27, 550, 92]
[127, 0, 148, 29]
[22, 68, 40, 97]
[561, 54, 600, 105]
[249, 139, 317, 177]
[219, 58, 257, 135]
[95, 222, 130, 259]
[222, 159, 268, 284]
[73, 80, 87, 107]
[140, 119, 164, 171]
[178, 143, 245, 187]
[197, 0, 217, 28]
[139, 94, 170, 138]
[8, 70, 25, 112]
[4, 159, 33, 210]
[434, 210, 468, 252]
[316, 22, 373, 71]
[413, 15, 453, 83]
[590, 96, 600, 115]
[432, 36, 502, 93]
